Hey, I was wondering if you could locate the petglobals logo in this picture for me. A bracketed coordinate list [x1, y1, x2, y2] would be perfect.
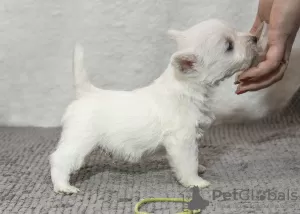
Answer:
[212, 189, 300, 202]
[180, 186, 210, 212]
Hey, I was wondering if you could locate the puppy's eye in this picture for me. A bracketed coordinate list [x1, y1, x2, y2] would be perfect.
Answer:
[226, 40, 234, 52]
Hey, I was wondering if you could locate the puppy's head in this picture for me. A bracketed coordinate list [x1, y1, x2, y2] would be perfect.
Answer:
[169, 19, 262, 85]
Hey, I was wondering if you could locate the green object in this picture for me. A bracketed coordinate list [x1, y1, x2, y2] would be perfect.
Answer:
[134, 198, 201, 214]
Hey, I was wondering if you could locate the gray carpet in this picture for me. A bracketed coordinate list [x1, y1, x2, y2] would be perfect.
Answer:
[1, 91, 300, 214]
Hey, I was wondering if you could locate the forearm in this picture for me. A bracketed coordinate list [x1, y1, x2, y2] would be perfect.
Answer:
[270, 0, 300, 38]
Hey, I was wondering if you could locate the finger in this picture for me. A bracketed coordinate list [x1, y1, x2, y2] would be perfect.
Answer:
[238, 45, 285, 81]
[238, 61, 278, 82]
[234, 71, 243, 84]
[236, 61, 287, 93]
[250, 15, 262, 35]
[237, 72, 283, 92]
[254, 22, 264, 38]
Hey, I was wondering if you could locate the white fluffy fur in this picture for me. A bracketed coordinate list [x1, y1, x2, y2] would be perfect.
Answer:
[50, 19, 260, 194]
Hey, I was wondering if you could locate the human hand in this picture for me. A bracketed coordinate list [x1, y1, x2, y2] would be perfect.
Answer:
[236, 0, 300, 94]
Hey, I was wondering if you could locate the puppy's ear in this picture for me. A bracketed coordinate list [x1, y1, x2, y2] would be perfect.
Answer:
[171, 50, 198, 73]
[167, 29, 186, 49]
[167, 29, 183, 40]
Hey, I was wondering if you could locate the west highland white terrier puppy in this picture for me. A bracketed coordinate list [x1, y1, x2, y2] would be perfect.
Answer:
[50, 19, 260, 194]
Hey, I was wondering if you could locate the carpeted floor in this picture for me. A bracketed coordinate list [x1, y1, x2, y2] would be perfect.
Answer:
[1, 91, 300, 214]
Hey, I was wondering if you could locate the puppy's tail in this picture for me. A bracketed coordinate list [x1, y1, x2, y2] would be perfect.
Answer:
[73, 43, 94, 97]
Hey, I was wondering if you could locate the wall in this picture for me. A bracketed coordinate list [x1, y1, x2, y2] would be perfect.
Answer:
[0, 0, 285, 127]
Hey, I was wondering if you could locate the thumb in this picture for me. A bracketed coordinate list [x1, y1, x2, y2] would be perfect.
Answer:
[250, 15, 263, 35]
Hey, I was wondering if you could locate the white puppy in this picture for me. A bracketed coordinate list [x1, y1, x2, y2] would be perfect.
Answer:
[169, 23, 300, 123]
[50, 19, 259, 194]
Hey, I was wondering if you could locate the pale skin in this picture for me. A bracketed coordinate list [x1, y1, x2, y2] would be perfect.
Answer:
[236, 0, 300, 94]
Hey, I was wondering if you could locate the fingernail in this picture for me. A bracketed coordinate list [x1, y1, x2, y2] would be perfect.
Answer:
[235, 90, 245, 95]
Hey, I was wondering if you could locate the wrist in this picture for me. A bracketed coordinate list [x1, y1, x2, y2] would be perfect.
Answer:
[268, 28, 289, 46]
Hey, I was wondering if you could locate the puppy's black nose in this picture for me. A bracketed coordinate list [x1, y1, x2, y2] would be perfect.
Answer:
[251, 36, 258, 44]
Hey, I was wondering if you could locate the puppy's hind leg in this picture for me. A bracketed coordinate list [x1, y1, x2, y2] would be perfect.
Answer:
[50, 126, 98, 194]
[165, 134, 210, 189]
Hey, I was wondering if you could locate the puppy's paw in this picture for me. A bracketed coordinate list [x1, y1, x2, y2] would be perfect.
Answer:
[193, 179, 210, 188]
[54, 184, 80, 194]
[181, 177, 211, 189]
[198, 165, 206, 174]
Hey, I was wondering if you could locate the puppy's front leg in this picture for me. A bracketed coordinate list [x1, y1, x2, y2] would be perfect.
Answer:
[165, 134, 210, 188]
